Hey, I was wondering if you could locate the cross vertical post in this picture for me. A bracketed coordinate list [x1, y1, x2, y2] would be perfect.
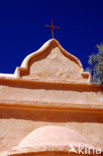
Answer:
[51, 19, 54, 38]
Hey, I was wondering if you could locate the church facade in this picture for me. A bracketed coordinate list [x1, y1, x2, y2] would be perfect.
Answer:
[0, 39, 103, 155]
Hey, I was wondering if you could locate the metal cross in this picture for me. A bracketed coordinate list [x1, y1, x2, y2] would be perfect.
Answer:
[45, 19, 60, 38]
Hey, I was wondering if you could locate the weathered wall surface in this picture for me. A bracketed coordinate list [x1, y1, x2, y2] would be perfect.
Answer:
[20, 46, 88, 82]
[0, 78, 103, 153]
[0, 79, 103, 106]
[0, 39, 103, 155]
[0, 106, 103, 152]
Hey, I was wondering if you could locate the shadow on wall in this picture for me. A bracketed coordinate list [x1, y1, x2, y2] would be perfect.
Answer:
[0, 106, 103, 123]
[1, 78, 102, 92]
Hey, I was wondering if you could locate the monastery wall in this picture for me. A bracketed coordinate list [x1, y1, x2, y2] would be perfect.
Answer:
[0, 97, 103, 152]
[0, 79, 103, 105]
[0, 39, 103, 155]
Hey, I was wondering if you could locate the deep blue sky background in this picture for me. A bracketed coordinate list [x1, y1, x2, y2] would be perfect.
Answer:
[0, 0, 103, 73]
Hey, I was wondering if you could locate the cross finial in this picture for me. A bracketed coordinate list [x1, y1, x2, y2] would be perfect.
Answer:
[45, 19, 60, 38]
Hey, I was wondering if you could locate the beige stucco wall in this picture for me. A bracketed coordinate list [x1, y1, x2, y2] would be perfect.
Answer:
[0, 78, 103, 106]
[0, 39, 103, 155]
[0, 105, 103, 152]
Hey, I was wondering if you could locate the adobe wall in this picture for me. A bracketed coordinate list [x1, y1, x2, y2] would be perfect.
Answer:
[0, 39, 103, 155]
[0, 78, 103, 106]
[0, 105, 103, 152]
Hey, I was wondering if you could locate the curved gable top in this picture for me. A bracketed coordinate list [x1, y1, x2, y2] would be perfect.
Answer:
[21, 39, 83, 69]
[10, 39, 91, 83]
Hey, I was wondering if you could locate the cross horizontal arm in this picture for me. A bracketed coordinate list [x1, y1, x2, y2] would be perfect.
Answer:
[45, 25, 52, 27]
[52, 26, 60, 29]
[45, 25, 60, 29]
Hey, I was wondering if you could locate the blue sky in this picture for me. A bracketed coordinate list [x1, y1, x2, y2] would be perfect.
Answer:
[0, 0, 103, 73]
